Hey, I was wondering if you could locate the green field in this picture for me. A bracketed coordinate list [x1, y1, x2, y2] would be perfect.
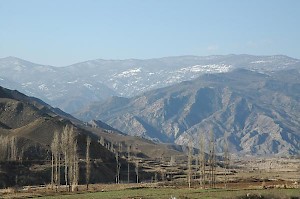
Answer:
[36, 188, 300, 199]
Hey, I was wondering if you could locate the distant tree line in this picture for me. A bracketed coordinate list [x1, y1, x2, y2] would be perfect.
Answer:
[0, 126, 231, 190]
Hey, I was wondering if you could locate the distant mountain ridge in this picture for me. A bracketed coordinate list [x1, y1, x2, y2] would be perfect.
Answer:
[1, 55, 299, 113]
[75, 69, 300, 156]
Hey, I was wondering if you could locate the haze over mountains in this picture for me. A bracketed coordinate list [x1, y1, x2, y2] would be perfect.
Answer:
[1, 54, 300, 156]
[1, 55, 299, 114]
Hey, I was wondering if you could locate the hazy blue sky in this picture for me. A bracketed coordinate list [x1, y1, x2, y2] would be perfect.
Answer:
[0, 0, 299, 66]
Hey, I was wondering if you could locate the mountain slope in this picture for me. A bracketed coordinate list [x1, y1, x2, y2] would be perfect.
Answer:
[0, 85, 187, 158]
[0, 86, 111, 157]
[76, 69, 300, 155]
[1, 55, 299, 113]
[0, 86, 189, 187]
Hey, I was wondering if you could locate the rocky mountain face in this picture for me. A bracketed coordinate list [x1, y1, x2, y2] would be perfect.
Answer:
[75, 69, 300, 156]
[1, 55, 299, 113]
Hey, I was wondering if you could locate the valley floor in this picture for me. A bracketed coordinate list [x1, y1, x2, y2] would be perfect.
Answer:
[1, 157, 299, 198]
[1, 183, 300, 199]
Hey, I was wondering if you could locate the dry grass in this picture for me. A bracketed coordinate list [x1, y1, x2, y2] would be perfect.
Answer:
[1, 181, 299, 199]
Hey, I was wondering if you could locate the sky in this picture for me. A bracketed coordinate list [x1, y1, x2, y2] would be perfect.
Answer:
[0, 0, 299, 66]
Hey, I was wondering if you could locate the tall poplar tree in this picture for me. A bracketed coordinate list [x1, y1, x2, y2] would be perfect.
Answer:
[199, 134, 206, 188]
[86, 136, 91, 190]
[51, 131, 60, 191]
[187, 141, 193, 189]
[208, 130, 216, 188]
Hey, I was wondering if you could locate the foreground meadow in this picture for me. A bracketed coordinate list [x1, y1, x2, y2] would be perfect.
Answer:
[2, 185, 299, 199]
[36, 188, 300, 199]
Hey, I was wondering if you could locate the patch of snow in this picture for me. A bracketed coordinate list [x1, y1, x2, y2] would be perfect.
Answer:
[21, 82, 33, 87]
[0, 78, 3, 81]
[114, 68, 141, 78]
[251, 60, 272, 64]
[67, 80, 78, 84]
[178, 64, 231, 73]
[38, 84, 49, 91]
[84, 83, 93, 89]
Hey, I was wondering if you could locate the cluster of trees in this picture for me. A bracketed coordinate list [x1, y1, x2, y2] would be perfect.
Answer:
[50, 125, 80, 192]
[186, 130, 230, 189]
[98, 137, 141, 184]
[98, 130, 231, 189]
[0, 135, 20, 161]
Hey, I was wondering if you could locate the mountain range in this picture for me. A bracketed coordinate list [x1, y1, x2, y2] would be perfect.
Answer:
[1, 55, 299, 113]
[1, 54, 300, 156]
[75, 68, 300, 156]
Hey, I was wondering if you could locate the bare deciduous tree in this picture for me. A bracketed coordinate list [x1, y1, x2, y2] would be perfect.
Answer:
[99, 136, 105, 146]
[208, 130, 216, 188]
[86, 136, 91, 190]
[187, 141, 193, 189]
[0, 135, 9, 161]
[61, 126, 69, 190]
[194, 155, 198, 179]
[127, 145, 131, 183]
[51, 131, 60, 191]
[60, 125, 79, 192]
[0, 136, 21, 162]
[115, 142, 122, 184]
[71, 140, 79, 192]
[160, 169, 165, 182]
[223, 132, 230, 189]
[51, 146, 54, 190]
[9, 136, 17, 161]
[169, 155, 175, 166]
[135, 160, 139, 183]
[199, 134, 206, 189]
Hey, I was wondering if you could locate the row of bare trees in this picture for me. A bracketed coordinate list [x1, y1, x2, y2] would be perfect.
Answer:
[98, 138, 141, 184]
[187, 130, 230, 189]
[51, 128, 230, 189]
[51, 126, 79, 192]
[99, 130, 230, 188]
